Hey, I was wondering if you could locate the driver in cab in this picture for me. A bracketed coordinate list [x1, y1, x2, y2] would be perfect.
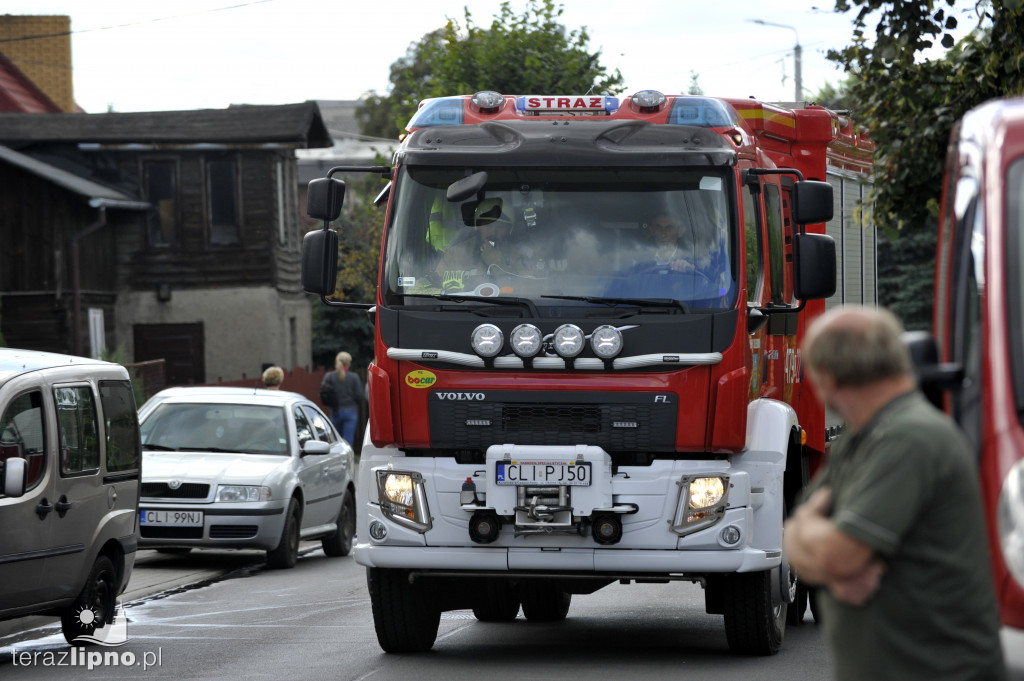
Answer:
[436, 197, 527, 291]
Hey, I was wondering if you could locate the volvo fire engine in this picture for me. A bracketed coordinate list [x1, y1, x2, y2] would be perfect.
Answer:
[302, 90, 876, 655]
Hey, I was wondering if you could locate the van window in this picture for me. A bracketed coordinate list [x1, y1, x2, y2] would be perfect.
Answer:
[0, 391, 46, 492]
[100, 381, 140, 472]
[55, 386, 100, 475]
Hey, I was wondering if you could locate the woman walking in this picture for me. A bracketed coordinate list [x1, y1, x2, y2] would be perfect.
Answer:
[320, 351, 364, 445]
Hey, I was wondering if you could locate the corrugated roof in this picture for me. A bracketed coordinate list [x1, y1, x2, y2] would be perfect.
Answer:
[0, 144, 149, 209]
[0, 101, 333, 147]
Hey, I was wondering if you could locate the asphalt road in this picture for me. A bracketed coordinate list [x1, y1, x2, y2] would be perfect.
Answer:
[0, 544, 835, 681]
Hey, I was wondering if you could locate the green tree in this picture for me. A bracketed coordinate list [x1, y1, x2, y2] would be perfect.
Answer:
[357, 0, 624, 138]
[687, 70, 704, 96]
[827, 0, 1024, 329]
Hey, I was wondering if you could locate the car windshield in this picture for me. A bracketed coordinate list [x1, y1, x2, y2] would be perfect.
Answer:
[140, 403, 288, 456]
[382, 166, 737, 310]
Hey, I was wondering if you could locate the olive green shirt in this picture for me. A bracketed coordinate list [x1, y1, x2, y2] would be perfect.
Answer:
[812, 391, 1005, 681]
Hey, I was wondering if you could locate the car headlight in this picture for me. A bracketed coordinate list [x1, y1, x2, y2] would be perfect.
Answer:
[215, 485, 272, 502]
[376, 470, 431, 532]
[670, 475, 729, 536]
[998, 459, 1024, 588]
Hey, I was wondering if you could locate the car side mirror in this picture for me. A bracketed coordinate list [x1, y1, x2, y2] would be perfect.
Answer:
[1, 457, 27, 498]
[902, 330, 964, 409]
[301, 440, 331, 457]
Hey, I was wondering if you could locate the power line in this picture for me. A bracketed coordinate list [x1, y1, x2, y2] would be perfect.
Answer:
[0, 0, 276, 44]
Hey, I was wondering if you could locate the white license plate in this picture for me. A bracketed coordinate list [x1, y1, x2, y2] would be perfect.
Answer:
[140, 509, 204, 526]
[495, 461, 591, 486]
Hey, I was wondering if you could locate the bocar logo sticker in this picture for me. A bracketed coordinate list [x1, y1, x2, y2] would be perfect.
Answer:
[405, 370, 437, 389]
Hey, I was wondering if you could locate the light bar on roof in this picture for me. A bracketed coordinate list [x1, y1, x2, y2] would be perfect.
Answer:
[515, 95, 620, 114]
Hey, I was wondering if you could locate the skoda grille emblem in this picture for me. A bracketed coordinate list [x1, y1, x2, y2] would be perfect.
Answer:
[168, 480, 182, 490]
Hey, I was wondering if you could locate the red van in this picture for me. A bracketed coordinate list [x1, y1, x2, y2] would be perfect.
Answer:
[910, 96, 1024, 678]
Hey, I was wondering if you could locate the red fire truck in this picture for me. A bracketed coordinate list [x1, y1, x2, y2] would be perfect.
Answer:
[302, 90, 875, 655]
[907, 96, 1024, 677]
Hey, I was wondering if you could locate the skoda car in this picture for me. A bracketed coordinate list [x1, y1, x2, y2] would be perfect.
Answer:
[137, 387, 355, 568]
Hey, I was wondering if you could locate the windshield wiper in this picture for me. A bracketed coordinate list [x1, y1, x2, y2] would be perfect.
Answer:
[541, 295, 689, 313]
[176, 446, 247, 453]
[142, 443, 178, 451]
[401, 293, 538, 318]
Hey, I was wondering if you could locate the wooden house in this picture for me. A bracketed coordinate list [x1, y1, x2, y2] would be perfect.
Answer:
[0, 102, 332, 385]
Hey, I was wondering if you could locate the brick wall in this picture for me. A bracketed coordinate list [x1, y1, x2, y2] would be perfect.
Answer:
[0, 15, 74, 112]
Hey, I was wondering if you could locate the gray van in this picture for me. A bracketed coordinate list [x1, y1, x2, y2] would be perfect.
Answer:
[0, 348, 141, 644]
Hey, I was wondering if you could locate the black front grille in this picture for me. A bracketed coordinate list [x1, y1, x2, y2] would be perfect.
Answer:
[140, 526, 203, 539]
[428, 390, 677, 451]
[141, 482, 210, 499]
[209, 525, 258, 539]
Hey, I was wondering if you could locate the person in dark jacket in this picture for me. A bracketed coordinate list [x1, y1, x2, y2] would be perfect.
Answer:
[320, 351, 364, 445]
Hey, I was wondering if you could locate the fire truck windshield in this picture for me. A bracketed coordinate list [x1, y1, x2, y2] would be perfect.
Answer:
[383, 166, 737, 310]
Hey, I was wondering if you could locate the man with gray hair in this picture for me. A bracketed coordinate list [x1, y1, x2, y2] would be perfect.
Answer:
[785, 305, 1006, 681]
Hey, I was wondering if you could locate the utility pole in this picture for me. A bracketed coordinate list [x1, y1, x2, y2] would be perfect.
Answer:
[749, 19, 802, 102]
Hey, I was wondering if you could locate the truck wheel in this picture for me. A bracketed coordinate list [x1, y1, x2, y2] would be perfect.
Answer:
[785, 571, 809, 626]
[519, 580, 571, 622]
[267, 498, 300, 569]
[367, 567, 440, 652]
[722, 570, 786, 655]
[321, 489, 355, 557]
[61, 554, 116, 645]
[472, 579, 520, 622]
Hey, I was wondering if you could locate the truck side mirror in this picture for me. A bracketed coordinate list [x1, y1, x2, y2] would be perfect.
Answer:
[301, 228, 339, 296]
[793, 232, 836, 301]
[1, 457, 27, 498]
[792, 180, 833, 225]
[307, 177, 346, 221]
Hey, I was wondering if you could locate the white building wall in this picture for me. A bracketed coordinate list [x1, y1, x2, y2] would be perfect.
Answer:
[115, 286, 312, 382]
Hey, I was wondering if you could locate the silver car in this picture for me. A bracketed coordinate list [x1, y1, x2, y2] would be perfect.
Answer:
[137, 387, 355, 568]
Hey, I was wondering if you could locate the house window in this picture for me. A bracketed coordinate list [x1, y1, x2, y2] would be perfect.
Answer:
[144, 160, 177, 247]
[207, 159, 240, 246]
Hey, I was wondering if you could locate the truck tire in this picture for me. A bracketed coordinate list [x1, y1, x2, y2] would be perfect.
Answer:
[266, 498, 300, 569]
[367, 567, 440, 653]
[321, 489, 355, 557]
[519, 580, 571, 622]
[472, 578, 521, 622]
[61, 554, 116, 646]
[722, 570, 786, 655]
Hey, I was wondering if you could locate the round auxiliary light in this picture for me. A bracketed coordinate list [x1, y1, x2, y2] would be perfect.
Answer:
[590, 325, 623, 359]
[719, 525, 741, 546]
[368, 520, 388, 541]
[471, 323, 504, 358]
[552, 324, 585, 358]
[471, 90, 504, 110]
[510, 324, 543, 358]
[632, 90, 666, 109]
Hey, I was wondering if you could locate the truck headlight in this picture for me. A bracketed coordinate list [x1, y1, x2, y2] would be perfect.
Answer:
[216, 485, 271, 502]
[471, 324, 503, 358]
[689, 477, 725, 509]
[553, 324, 585, 358]
[376, 470, 432, 532]
[671, 475, 729, 536]
[998, 459, 1024, 588]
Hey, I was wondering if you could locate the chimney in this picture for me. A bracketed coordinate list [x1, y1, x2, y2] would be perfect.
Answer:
[0, 15, 74, 112]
